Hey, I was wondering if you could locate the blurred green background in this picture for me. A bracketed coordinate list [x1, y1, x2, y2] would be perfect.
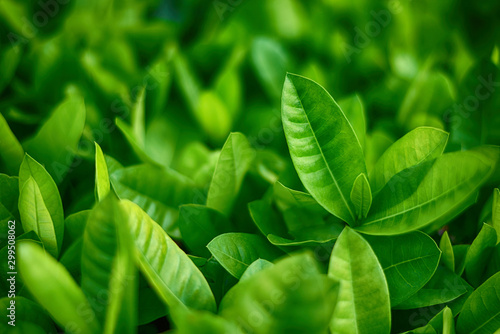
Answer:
[1, 0, 500, 234]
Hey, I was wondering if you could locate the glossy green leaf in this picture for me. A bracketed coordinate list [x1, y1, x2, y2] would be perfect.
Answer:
[220, 252, 339, 334]
[457, 271, 500, 334]
[24, 93, 86, 182]
[364, 231, 441, 306]
[111, 164, 198, 238]
[248, 199, 290, 239]
[369, 127, 448, 195]
[465, 223, 497, 287]
[328, 227, 391, 334]
[0, 113, 24, 175]
[196, 91, 232, 143]
[63, 210, 89, 249]
[207, 233, 283, 279]
[18, 177, 58, 257]
[120, 200, 216, 312]
[82, 195, 136, 331]
[281, 73, 366, 224]
[206, 132, 255, 216]
[0, 296, 57, 334]
[443, 307, 456, 334]
[18, 155, 64, 254]
[19, 154, 64, 250]
[338, 94, 366, 152]
[358, 148, 497, 235]
[440, 231, 455, 272]
[394, 266, 469, 310]
[95, 142, 110, 201]
[178, 204, 233, 257]
[350, 173, 372, 220]
[18, 241, 100, 333]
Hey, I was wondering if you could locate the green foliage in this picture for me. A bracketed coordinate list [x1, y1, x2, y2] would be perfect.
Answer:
[2, 0, 500, 332]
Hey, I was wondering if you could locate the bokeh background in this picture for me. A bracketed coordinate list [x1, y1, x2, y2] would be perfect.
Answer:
[1, 0, 500, 332]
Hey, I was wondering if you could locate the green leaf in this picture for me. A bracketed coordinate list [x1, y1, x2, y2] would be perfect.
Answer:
[364, 231, 441, 306]
[18, 155, 64, 254]
[18, 241, 100, 333]
[120, 200, 216, 312]
[220, 252, 339, 334]
[239, 259, 273, 281]
[338, 94, 367, 152]
[131, 87, 146, 147]
[465, 223, 497, 287]
[440, 231, 455, 272]
[350, 173, 372, 220]
[0, 296, 57, 333]
[457, 271, 500, 334]
[82, 195, 136, 331]
[18, 177, 58, 257]
[281, 73, 366, 224]
[63, 210, 90, 249]
[196, 91, 233, 143]
[328, 227, 391, 334]
[368, 127, 448, 195]
[443, 307, 456, 334]
[206, 133, 255, 216]
[492, 188, 500, 241]
[207, 233, 283, 279]
[178, 204, 233, 257]
[394, 266, 469, 310]
[0, 113, 24, 175]
[358, 148, 497, 235]
[251, 37, 289, 101]
[94, 142, 110, 201]
[24, 93, 86, 182]
[111, 164, 198, 238]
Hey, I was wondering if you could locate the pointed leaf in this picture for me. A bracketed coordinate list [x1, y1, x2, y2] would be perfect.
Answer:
[206, 132, 255, 216]
[282, 73, 366, 224]
[358, 148, 498, 235]
[440, 231, 455, 272]
[465, 223, 497, 287]
[328, 227, 391, 334]
[94, 142, 110, 201]
[350, 173, 372, 220]
[18, 155, 64, 252]
[369, 127, 448, 195]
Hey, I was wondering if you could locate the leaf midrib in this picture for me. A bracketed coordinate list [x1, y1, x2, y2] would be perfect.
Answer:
[288, 80, 354, 222]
